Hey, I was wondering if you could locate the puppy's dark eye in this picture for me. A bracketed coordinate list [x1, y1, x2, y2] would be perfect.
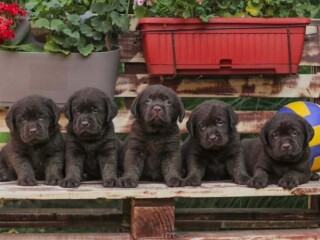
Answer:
[272, 132, 279, 139]
[21, 117, 28, 123]
[39, 115, 44, 121]
[199, 124, 206, 130]
[164, 99, 171, 105]
[145, 98, 153, 104]
[216, 119, 224, 126]
[291, 130, 298, 137]
[92, 107, 98, 114]
[74, 109, 80, 114]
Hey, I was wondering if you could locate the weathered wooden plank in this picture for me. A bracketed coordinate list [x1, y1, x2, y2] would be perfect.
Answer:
[0, 181, 319, 200]
[173, 229, 320, 240]
[0, 208, 123, 228]
[0, 110, 274, 134]
[115, 73, 320, 98]
[1, 234, 133, 240]
[119, 21, 320, 66]
[131, 198, 174, 238]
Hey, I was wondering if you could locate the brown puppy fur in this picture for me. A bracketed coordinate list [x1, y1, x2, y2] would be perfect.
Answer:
[0, 95, 64, 186]
[243, 112, 314, 189]
[182, 100, 250, 186]
[118, 85, 185, 188]
[60, 87, 120, 188]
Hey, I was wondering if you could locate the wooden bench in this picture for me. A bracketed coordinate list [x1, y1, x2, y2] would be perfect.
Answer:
[0, 19, 319, 239]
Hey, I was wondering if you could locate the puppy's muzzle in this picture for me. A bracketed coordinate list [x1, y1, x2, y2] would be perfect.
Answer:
[153, 105, 162, 115]
[208, 132, 220, 142]
[281, 142, 292, 152]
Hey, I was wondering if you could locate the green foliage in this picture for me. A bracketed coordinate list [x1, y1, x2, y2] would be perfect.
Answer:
[26, 0, 130, 56]
[134, 0, 320, 20]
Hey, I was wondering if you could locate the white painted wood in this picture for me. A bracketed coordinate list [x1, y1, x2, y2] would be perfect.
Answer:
[0, 181, 319, 200]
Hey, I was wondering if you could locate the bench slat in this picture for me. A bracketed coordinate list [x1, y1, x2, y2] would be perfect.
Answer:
[115, 73, 320, 98]
[0, 181, 318, 200]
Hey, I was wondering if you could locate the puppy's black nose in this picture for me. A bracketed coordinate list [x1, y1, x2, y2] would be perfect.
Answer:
[81, 121, 89, 127]
[281, 143, 291, 151]
[209, 134, 218, 142]
[153, 106, 162, 113]
[29, 128, 37, 134]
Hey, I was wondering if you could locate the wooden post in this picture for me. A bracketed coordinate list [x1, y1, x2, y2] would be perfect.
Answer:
[131, 198, 174, 239]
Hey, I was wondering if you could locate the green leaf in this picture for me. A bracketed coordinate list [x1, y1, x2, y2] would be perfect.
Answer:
[0, 44, 43, 52]
[78, 44, 94, 56]
[91, 17, 112, 33]
[246, 0, 263, 16]
[92, 32, 103, 41]
[50, 19, 66, 31]
[91, 2, 111, 14]
[44, 40, 70, 55]
[134, 6, 148, 18]
[34, 18, 50, 29]
[79, 23, 94, 37]
[66, 14, 81, 26]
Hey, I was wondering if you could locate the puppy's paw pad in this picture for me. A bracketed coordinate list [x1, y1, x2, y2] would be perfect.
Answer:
[46, 178, 62, 186]
[166, 177, 183, 187]
[183, 176, 201, 186]
[18, 178, 37, 186]
[60, 178, 80, 188]
[247, 177, 268, 189]
[117, 177, 138, 188]
[278, 177, 299, 190]
[102, 178, 117, 188]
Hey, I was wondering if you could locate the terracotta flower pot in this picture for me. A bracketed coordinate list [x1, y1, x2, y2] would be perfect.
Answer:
[138, 17, 311, 75]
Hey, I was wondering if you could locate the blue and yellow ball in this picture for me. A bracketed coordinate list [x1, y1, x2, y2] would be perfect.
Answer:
[278, 101, 320, 171]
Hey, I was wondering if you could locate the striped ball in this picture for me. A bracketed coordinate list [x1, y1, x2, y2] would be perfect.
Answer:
[278, 101, 320, 171]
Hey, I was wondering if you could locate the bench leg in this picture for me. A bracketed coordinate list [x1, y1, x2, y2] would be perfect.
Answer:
[131, 198, 174, 239]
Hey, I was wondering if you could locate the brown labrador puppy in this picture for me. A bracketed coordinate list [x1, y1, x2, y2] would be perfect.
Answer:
[0, 95, 64, 186]
[243, 112, 314, 189]
[118, 85, 185, 188]
[60, 87, 120, 188]
[182, 100, 250, 186]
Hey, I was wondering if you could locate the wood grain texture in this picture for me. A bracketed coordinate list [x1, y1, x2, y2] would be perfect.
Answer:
[131, 198, 174, 239]
[115, 73, 320, 98]
[173, 229, 320, 240]
[0, 181, 319, 200]
[1, 234, 132, 240]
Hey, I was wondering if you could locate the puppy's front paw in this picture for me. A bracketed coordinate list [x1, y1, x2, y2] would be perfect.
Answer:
[166, 177, 183, 187]
[235, 174, 251, 185]
[102, 178, 117, 188]
[18, 177, 37, 186]
[60, 178, 80, 188]
[247, 176, 268, 189]
[117, 177, 138, 188]
[0, 171, 9, 182]
[46, 177, 62, 186]
[183, 176, 201, 186]
[278, 176, 299, 189]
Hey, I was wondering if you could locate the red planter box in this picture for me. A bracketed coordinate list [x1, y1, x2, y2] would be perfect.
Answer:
[137, 17, 311, 75]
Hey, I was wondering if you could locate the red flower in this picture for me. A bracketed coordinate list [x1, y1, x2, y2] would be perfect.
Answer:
[0, 2, 26, 43]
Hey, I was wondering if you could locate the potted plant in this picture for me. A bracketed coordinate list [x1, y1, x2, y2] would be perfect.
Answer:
[0, 0, 130, 105]
[134, 0, 319, 75]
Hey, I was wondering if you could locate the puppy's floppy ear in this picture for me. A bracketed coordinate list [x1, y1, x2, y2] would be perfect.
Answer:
[259, 118, 271, 145]
[177, 96, 185, 123]
[63, 96, 73, 120]
[186, 114, 195, 137]
[5, 103, 17, 132]
[299, 118, 314, 144]
[130, 94, 141, 118]
[46, 98, 61, 124]
[104, 95, 118, 122]
[227, 107, 238, 130]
